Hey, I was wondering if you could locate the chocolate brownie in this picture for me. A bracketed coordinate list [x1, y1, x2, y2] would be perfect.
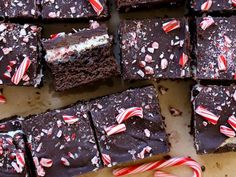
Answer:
[120, 18, 191, 80]
[192, 84, 236, 154]
[191, 0, 236, 13]
[41, 0, 108, 20]
[22, 102, 102, 177]
[42, 23, 120, 91]
[194, 16, 236, 81]
[90, 86, 169, 166]
[117, 0, 184, 11]
[0, 0, 40, 19]
[0, 23, 43, 87]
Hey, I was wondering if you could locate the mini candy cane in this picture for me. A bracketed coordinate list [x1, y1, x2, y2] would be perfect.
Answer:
[195, 105, 219, 125]
[11, 57, 31, 85]
[113, 157, 202, 177]
[116, 107, 143, 124]
[89, 0, 104, 15]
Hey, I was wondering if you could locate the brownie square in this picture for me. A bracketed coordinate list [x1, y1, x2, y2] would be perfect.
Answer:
[41, 0, 109, 20]
[120, 18, 191, 80]
[22, 102, 102, 177]
[90, 86, 169, 166]
[0, 23, 42, 87]
[192, 84, 236, 154]
[191, 0, 236, 13]
[194, 16, 236, 81]
[42, 23, 120, 91]
[117, 0, 184, 11]
[0, 0, 40, 19]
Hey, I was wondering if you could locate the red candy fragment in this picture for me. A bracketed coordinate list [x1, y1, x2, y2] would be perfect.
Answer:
[179, 53, 188, 68]
[40, 158, 53, 168]
[232, 0, 236, 7]
[200, 16, 215, 30]
[102, 153, 111, 166]
[116, 107, 143, 124]
[89, 0, 104, 15]
[201, 0, 213, 11]
[104, 124, 126, 136]
[0, 95, 6, 104]
[195, 106, 219, 125]
[62, 115, 79, 125]
[11, 57, 31, 85]
[227, 115, 236, 131]
[217, 54, 227, 71]
[162, 19, 181, 33]
[220, 125, 235, 138]
[61, 157, 70, 166]
[16, 152, 25, 167]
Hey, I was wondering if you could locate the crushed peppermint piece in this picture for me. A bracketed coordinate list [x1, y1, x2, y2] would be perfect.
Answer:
[195, 106, 219, 125]
[228, 115, 236, 131]
[179, 53, 188, 68]
[220, 125, 235, 138]
[137, 146, 152, 159]
[162, 19, 181, 33]
[40, 158, 53, 168]
[116, 107, 143, 124]
[89, 0, 104, 15]
[102, 154, 111, 166]
[201, 0, 213, 11]
[104, 124, 126, 136]
[217, 55, 227, 71]
[62, 115, 79, 125]
[200, 16, 215, 30]
[61, 157, 70, 166]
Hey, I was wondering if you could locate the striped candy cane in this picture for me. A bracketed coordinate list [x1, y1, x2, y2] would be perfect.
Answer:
[113, 157, 202, 177]
[11, 57, 31, 85]
[116, 107, 143, 124]
[89, 0, 104, 15]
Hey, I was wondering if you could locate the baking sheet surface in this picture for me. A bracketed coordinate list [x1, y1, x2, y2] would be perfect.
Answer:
[1, 1, 236, 177]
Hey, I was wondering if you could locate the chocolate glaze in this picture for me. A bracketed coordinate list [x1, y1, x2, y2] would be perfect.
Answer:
[195, 16, 236, 81]
[119, 18, 191, 80]
[192, 84, 236, 154]
[90, 86, 169, 166]
[41, 0, 108, 20]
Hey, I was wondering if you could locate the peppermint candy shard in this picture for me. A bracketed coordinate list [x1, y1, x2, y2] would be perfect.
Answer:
[16, 152, 25, 167]
[232, 0, 236, 7]
[200, 16, 215, 30]
[40, 158, 53, 168]
[62, 115, 79, 125]
[162, 19, 181, 33]
[0, 95, 6, 104]
[179, 53, 188, 68]
[104, 124, 126, 136]
[227, 115, 236, 131]
[11, 57, 31, 85]
[201, 0, 213, 11]
[89, 0, 104, 15]
[61, 157, 70, 166]
[217, 55, 227, 71]
[195, 106, 219, 125]
[102, 154, 111, 166]
[220, 125, 235, 138]
[116, 107, 143, 124]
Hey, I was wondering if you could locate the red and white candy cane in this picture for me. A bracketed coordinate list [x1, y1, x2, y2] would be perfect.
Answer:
[162, 19, 181, 33]
[201, 0, 212, 11]
[89, 0, 104, 15]
[195, 105, 219, 125]
[104, 124, 126, 136]
[154, 171, 177, 177]
[113, 157, 202, 177]
[116, 107, 143, 124]
[228, 115, 236, 131]
[11, 57, 31, 85]
[220, 125, 235, 138]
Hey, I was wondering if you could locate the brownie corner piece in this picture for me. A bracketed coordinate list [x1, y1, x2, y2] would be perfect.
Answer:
[22, 102, 102, 177]
[90, 86, 169, 166]
[195, 16, 236, 81]
[190, 0, 236, 13]
[120, 17, 191, 81]
[41, 0, 109, 20]
[0, 23, 43, 87]
[0, 0, 40, 19]
[42, 23, 120, 91]
[192, 84, 236, 154]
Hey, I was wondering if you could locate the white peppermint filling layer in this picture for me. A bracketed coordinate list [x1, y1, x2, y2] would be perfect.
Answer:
[45, 34, 110, 63]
